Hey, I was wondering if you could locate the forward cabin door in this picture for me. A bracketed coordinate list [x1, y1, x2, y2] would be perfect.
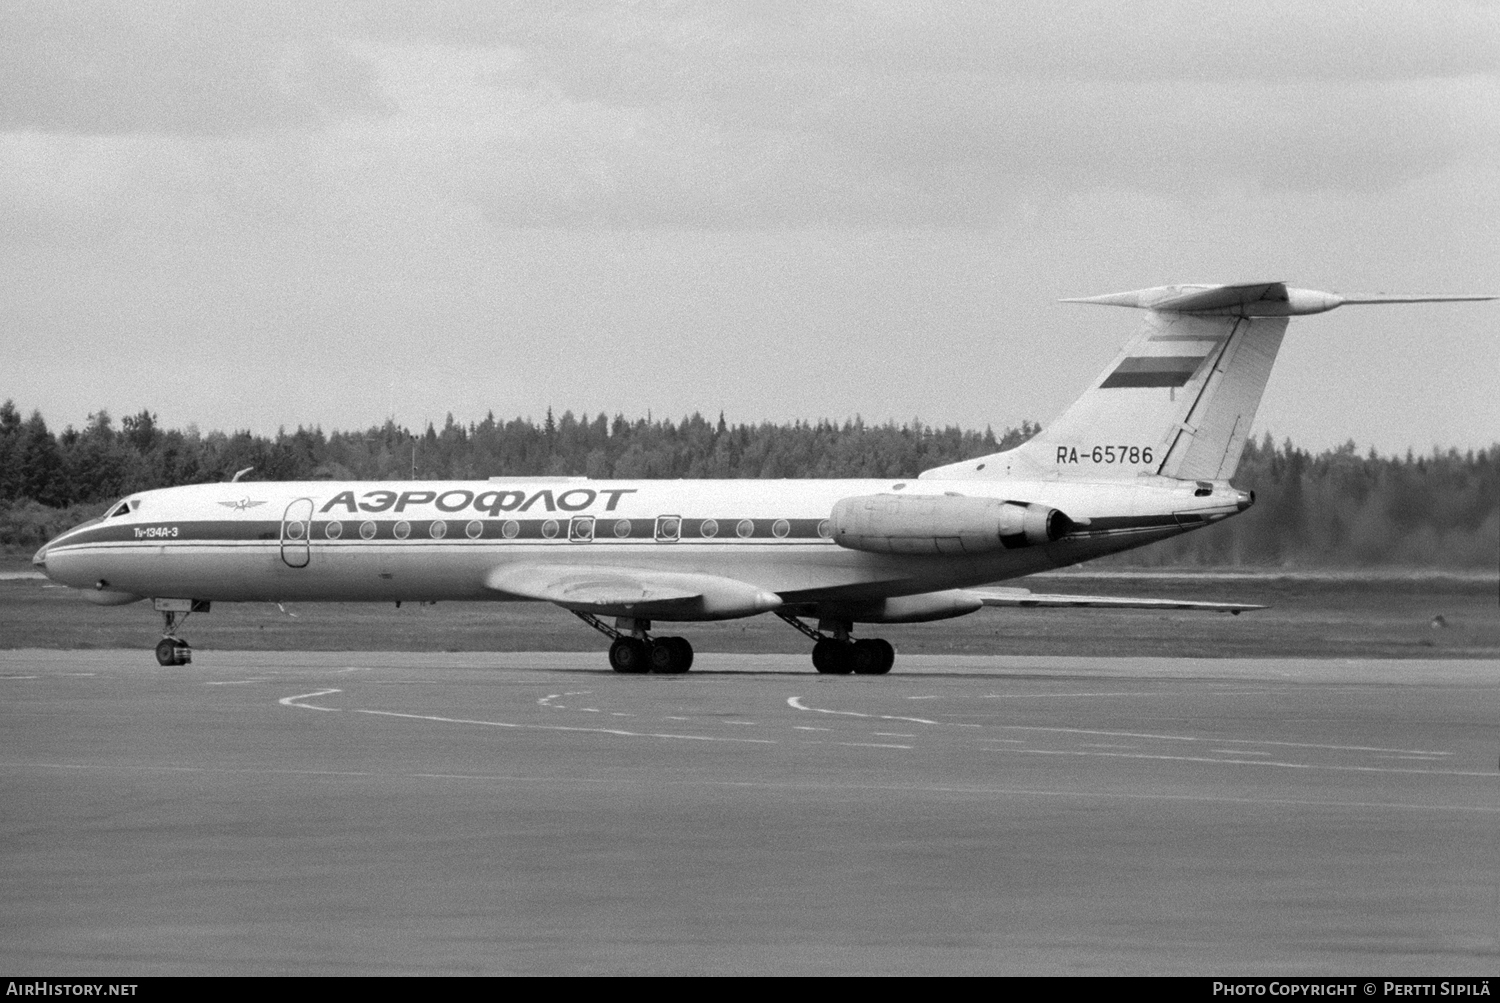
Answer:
[280, 498, 314, 568]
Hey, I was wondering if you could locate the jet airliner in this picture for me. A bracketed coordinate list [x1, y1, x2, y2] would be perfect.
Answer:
[32, 282, 1491, 673]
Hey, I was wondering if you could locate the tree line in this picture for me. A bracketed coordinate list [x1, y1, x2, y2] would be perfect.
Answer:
[1, 400, 1494, 568]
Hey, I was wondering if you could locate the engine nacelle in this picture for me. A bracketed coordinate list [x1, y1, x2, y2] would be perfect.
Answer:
[829, 494, 1074, 556]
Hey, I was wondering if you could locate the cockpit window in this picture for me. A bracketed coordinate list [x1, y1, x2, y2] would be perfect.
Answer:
[108, 499, 138, 518]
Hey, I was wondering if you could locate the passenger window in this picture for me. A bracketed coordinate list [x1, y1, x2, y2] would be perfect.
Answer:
[654, 516, 681, 542]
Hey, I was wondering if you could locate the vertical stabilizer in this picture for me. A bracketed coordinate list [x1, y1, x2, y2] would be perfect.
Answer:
[920, 282, 1491, 484]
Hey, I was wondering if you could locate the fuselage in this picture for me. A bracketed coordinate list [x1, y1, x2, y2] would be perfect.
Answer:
[36, 474, 1249, 616]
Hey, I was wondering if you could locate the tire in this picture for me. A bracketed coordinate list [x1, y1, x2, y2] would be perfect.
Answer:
[650, 638, 692, 674]
[155, 639, 177, 666]
[870, 638, 895, 675]
[609, 638, 649, 674]
[668, 637, 694, 672]
[812, 638, 852, 675]
[851, 639, 882, 675]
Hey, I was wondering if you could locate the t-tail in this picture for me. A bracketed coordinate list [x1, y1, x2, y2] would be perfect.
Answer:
[921, 282, 1494, 483]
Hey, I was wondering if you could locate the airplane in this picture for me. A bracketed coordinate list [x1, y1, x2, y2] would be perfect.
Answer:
[31, 281, 1492, 674]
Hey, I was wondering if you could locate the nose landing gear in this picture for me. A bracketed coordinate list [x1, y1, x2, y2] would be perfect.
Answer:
[155, 635, 191, 666]
[150, 599, 209, 666]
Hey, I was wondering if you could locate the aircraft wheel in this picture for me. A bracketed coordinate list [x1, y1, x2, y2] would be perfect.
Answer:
[812, 638, 852, 675]
[155, 638, 191, 666]
[851, 639, 885, 675]
[609, 637, 650, 674]
[650, 637, 692, 674]
[863, 638, 895, 675]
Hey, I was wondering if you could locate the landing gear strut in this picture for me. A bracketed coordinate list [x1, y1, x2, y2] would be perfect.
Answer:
[777, 612, 895, 675]
[150, 599, 209, 666]
[574, 613, 694, 674]
[155, 611, 192, 666]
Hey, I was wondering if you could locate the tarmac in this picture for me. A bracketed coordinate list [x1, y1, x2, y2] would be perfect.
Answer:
[2, 649, 1498, 975]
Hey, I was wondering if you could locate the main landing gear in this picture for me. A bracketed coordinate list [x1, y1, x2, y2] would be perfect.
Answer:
[150, 599, 210, 666]
[574, 612, 694, 674]
[776, 612, 895, 675]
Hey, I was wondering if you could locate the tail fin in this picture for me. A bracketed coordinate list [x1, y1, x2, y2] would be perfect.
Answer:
[921, 282, 1494, 483]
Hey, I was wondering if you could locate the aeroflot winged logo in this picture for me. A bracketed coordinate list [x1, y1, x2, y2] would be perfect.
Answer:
[218, 498, 268, 512]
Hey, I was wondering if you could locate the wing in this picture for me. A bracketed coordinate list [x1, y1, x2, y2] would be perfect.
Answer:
[485, 564, 781, 620]
[968, 587, 1262, 614]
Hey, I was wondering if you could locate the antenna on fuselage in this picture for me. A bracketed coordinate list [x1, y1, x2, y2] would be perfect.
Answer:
[230, 467, 254, 482]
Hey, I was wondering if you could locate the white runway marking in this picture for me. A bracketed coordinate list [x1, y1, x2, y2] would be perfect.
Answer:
[205, 680, 265, 686]
[16, 761, 1496, 814]
[840, 742, 913, 750]
[995, 724, 1451, 756]
[354, 707, 778, 744]
[335, 667, 371, 674]
[0, 675, 40, 680]
[788, 695, 945, 727]
[793, 725, 830, 731]
[279, 688, 342, 711]
[994, 746, 1494, 777]
[874, 732, 917, 738]
[538, 690, 590, 709]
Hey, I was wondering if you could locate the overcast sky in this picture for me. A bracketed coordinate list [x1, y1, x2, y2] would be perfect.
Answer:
[2, 1, 1496, 455]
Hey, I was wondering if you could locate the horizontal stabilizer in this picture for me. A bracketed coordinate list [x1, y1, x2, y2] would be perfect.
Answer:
[1063, 283, 1493, 317]
[968, 587, 1262, 613]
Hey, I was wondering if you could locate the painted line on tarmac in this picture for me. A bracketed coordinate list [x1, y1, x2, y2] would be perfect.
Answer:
[788, 695, 973, 727]
[353, 707, 778, 744]
[280, 688, 342, 710]
[992, 724, 1451, 757]
[992, 746, 1492, 777]
[277, 686, 776, 744]
[790, 696, 1443, 756]
[977, 689, 1273, 700]
[10, 760, 1494, 814]
[8, 758, 1488, 815]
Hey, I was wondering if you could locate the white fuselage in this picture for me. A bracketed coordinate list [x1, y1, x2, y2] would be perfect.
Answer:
[37, 474, 1247, 617]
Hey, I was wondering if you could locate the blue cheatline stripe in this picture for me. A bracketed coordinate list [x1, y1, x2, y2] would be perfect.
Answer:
[49, 517, 837, 549]
[1099, 355, 1205, 389]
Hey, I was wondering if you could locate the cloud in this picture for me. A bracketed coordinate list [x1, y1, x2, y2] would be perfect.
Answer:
[0, 1, 385, 135]
[0, 0, 1497, 239]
